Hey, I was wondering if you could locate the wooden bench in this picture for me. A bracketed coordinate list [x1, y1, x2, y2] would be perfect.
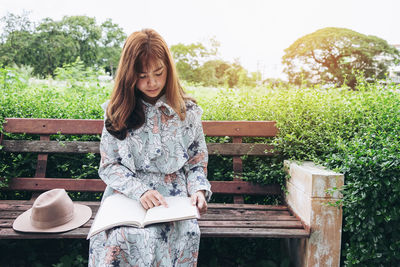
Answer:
[0, 118, 343, 266]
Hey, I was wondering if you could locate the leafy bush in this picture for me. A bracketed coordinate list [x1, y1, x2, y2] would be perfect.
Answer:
[0, 66, 29, 91]
[187, 81, 400, 265]
[1, 67, 400, 265]
[325, 86, 400, 265]
[54, 57, 106, 84]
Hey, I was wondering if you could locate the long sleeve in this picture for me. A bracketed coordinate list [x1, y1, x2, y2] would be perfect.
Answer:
[98, 125, 150, 201]
[185, 106, 212, 201]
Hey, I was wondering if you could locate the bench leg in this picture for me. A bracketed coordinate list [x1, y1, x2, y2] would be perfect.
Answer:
[283, 160, 344, 267]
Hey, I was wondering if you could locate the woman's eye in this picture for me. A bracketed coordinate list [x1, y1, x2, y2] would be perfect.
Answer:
[156, 72, 163, 76]
[139, 75, 146, 79]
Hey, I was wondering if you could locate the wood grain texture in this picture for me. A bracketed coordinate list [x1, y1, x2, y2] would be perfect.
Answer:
[0, 227, 309, 239]
[233, 137, 244, 204]
[34, 135, 50, 178]
[0, 219, 304, 229]
[203, 121, 278, 137]
[0, 201, 289, 211]
[3, 118, 278, 137]
[2, 140, 101, 153]
[2, 178, 282, 195]
[0, 200, 309, 239]
[2, 140, 276, 156]
[200, 228, 309, 238]
[0, 118, 312, 241]
[3, 118, 103, 135]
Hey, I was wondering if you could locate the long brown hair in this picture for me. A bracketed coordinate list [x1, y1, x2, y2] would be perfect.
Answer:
[106, 29, 191, 140]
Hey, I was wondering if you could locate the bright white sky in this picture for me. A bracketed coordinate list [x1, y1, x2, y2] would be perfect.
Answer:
[1, 0, 400, 79]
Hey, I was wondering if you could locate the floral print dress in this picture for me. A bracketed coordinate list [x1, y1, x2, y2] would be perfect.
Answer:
[88, 95, 212, 267]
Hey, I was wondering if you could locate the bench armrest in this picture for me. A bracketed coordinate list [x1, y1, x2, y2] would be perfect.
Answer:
[284, 160, 344, 267]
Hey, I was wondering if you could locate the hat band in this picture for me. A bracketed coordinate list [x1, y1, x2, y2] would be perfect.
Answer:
[31, 212, 74, 229]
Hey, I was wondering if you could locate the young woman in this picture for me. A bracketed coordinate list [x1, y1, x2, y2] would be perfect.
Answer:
[88, 29, 212, 266]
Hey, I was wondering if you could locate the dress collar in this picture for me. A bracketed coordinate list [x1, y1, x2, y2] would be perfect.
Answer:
[142, 94, 176, 116]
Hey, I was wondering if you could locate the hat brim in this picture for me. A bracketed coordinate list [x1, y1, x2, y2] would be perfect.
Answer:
[13, 204, 92, 233]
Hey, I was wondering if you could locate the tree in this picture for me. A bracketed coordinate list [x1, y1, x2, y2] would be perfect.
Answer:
[52, 16, 102, 67]
[0, 12, 35, 67]
[170, 42, 213, 82]
[196, 59, 230, 86]
[262, 78, 289, 88]
[0, 13, 123, 77]
[222, 59, 248, 88]
[29, 18, 80, 76]
[98, 19, 126, 77]
[0, 11, 34, 40]
[282, 27, 400, 88]
[170, 39, 220, 83]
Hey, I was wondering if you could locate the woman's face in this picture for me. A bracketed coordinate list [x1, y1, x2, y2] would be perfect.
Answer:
[136, 60, 167, 99]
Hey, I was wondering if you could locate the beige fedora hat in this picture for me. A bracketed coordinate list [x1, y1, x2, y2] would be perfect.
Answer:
[13, 188, 92, 233]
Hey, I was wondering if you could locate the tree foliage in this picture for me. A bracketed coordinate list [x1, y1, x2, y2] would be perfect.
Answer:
[282, 27, 400, 88]
[170, 41, 261, 88]
[30, 17, 81, 77]
[0, 12, 35, 68]
[0, 13, 124, 77]
[98, 19, 127, 76]
[171, 41, 218, 82]
[0, 12, 260, 87]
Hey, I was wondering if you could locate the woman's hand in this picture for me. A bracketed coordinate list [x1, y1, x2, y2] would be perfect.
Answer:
[140, 190, 168, 210]
[191, 190, 207, 215]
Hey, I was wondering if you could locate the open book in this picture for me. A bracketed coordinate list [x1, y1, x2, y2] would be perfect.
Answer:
[87, 194, 199, 239]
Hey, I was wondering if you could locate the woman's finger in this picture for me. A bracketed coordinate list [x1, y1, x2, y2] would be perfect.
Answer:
[152, 191, 168, 208]
[193, 192, 207, 214]
[191, 194, 197, 206]
[199, 200, 207, 213]
[150, 195, 162, 207]
[147, 199, 155, 209]
[140, 199, 149, 210]
[140, 190, 168, 209]
[157, 195, 168, 208]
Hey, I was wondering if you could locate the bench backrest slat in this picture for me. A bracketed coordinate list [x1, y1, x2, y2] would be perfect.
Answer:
[35, 135, 50, 178]
[2, 140, 276, 156]
[3, 118, 278, 137]
[232, 137, 244, 203]
[3, 118, 103, 135]
[5, 178, 282, 195]
[1, 118, 280, 200]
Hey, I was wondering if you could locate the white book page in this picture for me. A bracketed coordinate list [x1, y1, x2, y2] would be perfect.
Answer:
[88, 194, 146, 239]
[143, 197, 199, 226]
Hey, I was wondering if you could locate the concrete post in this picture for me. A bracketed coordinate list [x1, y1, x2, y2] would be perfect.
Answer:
[283, 160, 344, 267]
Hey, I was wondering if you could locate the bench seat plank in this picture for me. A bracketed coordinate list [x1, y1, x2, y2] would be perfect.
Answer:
[0, 227, 309, 239]
[0, 200, 309, 239]
[0, 219, 304, 229]
[0, 203, 296, 221]
[200, 228, 309, 238]
[0, 202, 288, 213]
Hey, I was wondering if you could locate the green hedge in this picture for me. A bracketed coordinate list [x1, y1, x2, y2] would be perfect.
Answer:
[191, 80, 400, 265]
[1, 66, 400, 265]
